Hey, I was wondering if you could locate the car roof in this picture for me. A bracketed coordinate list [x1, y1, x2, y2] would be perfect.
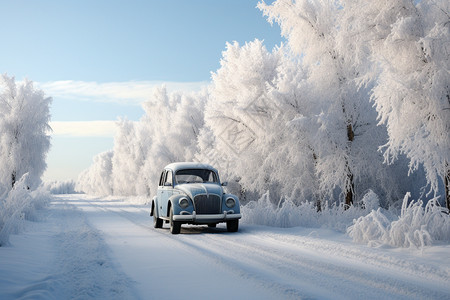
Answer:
[164, 162, 218, 173]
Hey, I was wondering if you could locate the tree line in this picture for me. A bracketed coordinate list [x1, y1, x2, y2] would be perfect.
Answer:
[77, 0, 449, 210]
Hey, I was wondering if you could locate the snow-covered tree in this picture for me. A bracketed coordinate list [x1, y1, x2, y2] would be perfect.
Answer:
[340, 0, 450, 208]
[76, 86, 207, 197]
[206, 40, 280, 198]
[0, 74, 52, 193]
[372, 0, 450, 208]
[205, 40, 326, 204]
[76, 151, 114, 196]
[77, 0, 445, 212]
[258, 0, 393, 207]
[111, 118, 145, 195]
[137, 86, 207, 196]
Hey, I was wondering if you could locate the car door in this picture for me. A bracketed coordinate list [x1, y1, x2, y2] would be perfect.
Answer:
[158, 170, 173, 217]
[156, 171, 166, 217]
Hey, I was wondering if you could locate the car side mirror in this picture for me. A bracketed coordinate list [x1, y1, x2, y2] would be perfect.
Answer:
[221, 182, 228, 186]
[164, 182, 172, 187]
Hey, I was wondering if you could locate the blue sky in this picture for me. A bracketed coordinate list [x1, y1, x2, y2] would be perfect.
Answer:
[1, 0, 282, 181]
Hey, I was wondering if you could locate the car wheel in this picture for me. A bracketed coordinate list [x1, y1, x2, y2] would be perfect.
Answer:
[169, 206, 181, 234]
[153, 213, 163, 229]
[226, 220, 239, 232]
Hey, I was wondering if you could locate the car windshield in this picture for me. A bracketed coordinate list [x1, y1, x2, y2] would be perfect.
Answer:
[175, 169, 218, 184]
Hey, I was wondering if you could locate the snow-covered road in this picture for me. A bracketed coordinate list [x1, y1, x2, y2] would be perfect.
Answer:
[1, 194, 449, 299]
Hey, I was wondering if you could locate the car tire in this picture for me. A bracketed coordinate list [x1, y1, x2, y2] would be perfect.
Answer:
[226, 220, 239, 232]
[153, 213, 163, 229]
[169, 206, 181, 234]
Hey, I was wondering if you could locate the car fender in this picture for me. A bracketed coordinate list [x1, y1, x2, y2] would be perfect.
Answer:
[150, 196, 158, 217]
[222, 193, 241, 214]
[168, 194, 194, 216]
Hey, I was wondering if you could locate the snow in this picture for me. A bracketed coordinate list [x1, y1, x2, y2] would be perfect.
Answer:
[2, 2, 448, 299]
[0, 175, 49, 246]
[1, 194, 449, 299]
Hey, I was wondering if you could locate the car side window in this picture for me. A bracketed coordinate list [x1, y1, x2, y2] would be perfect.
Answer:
[159, 171, 165, 187]
[164, 171, 173, 186]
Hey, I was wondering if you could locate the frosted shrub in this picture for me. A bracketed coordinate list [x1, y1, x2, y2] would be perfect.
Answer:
[360, 190, 380, 211]
[346, 209, 391, 247]
[348, 193, 450, 248]
[0, 174, 49, 246]
[242, 190, 374, 232]
[391, 195, 450, 248]
[243, 192, 320, 228]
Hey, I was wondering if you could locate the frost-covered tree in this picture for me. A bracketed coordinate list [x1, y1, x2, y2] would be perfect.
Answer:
[206, 40, 284, 200]
[340, 0, 450, 208]
[111, 118, 145, 195]
[372, 0, 450, 208]
[77, 0, 445, 212]
[0, 74, 52, 193]
[137, 86, 207, 196]
[206, 40, 317, 203]
[76, 86, 207, 197]
[76, 151, 113, 196]
[258, 0, 393, 207]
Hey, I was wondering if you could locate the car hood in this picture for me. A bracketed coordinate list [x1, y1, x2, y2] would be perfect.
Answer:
[175, 183, 223, 199]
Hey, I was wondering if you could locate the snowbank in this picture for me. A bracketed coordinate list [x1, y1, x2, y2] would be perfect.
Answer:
[348, 193, 450, 249]
[0, 174, 50, 246]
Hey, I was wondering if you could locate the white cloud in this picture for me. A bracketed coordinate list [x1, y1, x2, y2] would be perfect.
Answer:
[38, 80, 210, 105]
[50, 121, 118, 137]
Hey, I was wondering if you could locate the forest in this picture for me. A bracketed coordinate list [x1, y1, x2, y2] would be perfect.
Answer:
[77, 0, 449, 208]
[1, 0, 449, 248]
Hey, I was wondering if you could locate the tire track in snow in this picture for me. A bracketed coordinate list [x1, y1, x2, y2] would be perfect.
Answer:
[175, 232, 448, 300]
[176, 234, 313, 300]
[74, 196, 450, 300]
[75, 196, 286, 299]
[79, 198, 312, 299]
[255, 230, 450, 283]
[41, 198, 138, 299]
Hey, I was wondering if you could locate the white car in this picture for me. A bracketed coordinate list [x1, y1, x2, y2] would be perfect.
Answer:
[150, 162, 241, 234]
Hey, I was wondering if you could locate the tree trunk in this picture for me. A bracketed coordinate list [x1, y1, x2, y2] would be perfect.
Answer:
[344, 124, 355, 209]
[345, 172, 354, 208]
[11, 171, 16, 188]
[445, 162, 450, 211]
[312, 151, 322, 212]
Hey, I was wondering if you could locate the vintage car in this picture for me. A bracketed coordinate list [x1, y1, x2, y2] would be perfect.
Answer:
[150, 162, 241, 234]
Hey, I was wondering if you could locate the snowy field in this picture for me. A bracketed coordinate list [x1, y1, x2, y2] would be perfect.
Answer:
[0, 194, 449, 300]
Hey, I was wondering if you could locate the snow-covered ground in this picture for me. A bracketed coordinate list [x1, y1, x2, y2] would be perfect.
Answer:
[1, 194, 449, 300]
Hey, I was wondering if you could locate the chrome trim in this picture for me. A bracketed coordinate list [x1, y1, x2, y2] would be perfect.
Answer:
[193, 193, 221, 214]
[179, 197, 189, 209]
[172, 211, 242, 222]
[225, 197, 235, 208]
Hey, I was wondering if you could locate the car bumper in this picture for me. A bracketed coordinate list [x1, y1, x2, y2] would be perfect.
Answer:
[172, 211, 242, 223]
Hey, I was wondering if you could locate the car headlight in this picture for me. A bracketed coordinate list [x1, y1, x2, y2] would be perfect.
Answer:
[225, 197, 236, 208]
[179, 197, 189, 209]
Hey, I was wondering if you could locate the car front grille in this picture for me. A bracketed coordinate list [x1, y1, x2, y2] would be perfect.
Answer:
[194, 194, 221, 214]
